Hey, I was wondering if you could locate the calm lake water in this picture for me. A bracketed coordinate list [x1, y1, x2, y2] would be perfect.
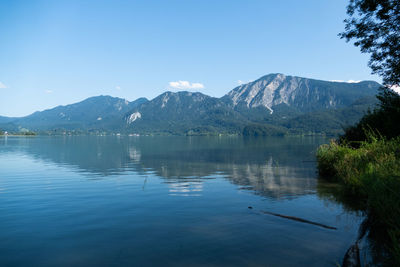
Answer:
[0, 136, 363, 266]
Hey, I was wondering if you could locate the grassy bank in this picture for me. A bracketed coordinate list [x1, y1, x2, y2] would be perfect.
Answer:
[316, 136, 400, 265]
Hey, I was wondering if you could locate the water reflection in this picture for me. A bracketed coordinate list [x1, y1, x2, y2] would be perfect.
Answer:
[0, 135, 327, 199]
[0, 135, 364, 266]
[317, 180, 391, 266]
[167, 180, 203, 197]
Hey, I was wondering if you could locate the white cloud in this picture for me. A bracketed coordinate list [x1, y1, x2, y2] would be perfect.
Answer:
[237, 80, 252, 85]
[45, 90, 53, 94]
[168, 81, 204, 90]
[390, 85, 400, 94]
[115, 86, 121, 90]
[0, 81, 7, 89]
[330, 79, 361, 83]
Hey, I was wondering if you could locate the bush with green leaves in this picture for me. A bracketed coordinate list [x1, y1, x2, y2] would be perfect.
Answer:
[317, 136, 400, 265]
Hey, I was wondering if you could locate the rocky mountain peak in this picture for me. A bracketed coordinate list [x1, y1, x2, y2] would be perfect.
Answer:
[224, 74, 379, 113]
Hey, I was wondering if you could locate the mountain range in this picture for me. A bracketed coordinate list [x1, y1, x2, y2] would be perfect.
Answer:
[0, 73, 381, 136]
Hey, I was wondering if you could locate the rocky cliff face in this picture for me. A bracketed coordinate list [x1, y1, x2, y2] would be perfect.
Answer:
[224, 73, 380, 113]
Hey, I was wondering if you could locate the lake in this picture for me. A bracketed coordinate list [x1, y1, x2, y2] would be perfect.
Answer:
[0, 136, 363, 266]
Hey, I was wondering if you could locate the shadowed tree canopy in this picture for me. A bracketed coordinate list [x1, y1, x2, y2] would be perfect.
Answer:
[339, 0, 400, 87]
[339, 0, 400, 143]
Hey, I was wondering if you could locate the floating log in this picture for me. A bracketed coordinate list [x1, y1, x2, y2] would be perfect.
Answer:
[261, 210, 337, 230]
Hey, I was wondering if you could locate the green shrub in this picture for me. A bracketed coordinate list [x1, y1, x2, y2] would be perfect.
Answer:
[317, 137, 400, 265]
[340, 87, 400, 146]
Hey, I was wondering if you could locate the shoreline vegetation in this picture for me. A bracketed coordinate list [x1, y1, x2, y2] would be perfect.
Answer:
[320, 1, 400, 265]
[0, 131, 36, 136]
[317, 135, 400, 266]
[316, 86, 400, 265]
[0, 130, 336, 137]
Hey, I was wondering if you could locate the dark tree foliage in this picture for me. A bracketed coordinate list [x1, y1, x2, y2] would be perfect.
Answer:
[340, 0, 400, 144]
[339, 0, 400, 87]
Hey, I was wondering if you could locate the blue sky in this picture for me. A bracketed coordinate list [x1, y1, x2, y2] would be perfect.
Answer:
[0, 0, 379, 117]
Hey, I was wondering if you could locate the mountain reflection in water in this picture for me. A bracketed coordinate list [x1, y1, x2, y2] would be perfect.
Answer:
[1, 135, 367, 267]
[0, 135, 327, 199]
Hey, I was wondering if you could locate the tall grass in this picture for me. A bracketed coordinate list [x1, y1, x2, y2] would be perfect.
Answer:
[316, 136, 400, 265]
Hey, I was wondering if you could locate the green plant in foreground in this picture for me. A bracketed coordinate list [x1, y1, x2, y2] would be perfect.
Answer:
[317, 136, 400, 265]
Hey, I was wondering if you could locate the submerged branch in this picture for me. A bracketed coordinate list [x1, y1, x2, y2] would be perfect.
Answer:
[261, 210, 337, 230]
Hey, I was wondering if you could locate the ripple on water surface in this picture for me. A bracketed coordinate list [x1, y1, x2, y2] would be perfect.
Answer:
[0, 136, 364, 266]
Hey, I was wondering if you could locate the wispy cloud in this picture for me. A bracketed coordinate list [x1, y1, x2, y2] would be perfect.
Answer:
[330, 79, 361, 83]
[0, 81, 7, 89]
[237, 80, 252, 85]
[115, 86, 121, 90]
[168, 81, 204, 90]
[45, 89, 53, 94]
